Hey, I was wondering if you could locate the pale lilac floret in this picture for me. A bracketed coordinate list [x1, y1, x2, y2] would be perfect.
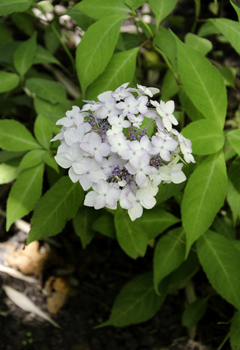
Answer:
[54, 142, 84, 169]
[94, 98, 120, 119]
[108, 114, 131, 129]
[80, 132, 110, 162]
[116, 95, 140, 117]
[128, 114, 144, 128]
[108, 132, 129, 155]
[125, 154, 156, 186]
[150, 135, 178, 162]
[111, 83, 131, 101]
[136, 84, 160, 97]
[84, 179, 121, 209]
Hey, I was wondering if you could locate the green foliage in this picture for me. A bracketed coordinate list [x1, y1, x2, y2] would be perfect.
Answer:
[182, 297, 209, 328]
[97, 272, 168, 327]
[197, 230, 240, 309]
[154, 227, 185, 294]
[27, 177, 84, 243]
[1, 1, 240, 345]
[76, 15, 126, 96]
[182, 151, 227, 256]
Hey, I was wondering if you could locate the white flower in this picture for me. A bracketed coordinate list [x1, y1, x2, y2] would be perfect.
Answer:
[54, 143, 84, 169]
[127, 187, 157, 221]
[70, 158, 106, 190]
[107, 132, 129, 155]
[116, 95, 140, 117]
[128, 114, 144, 128]
[150, 135, 178, 162]
[84, 179, 121, 209]
[136, 84, 160, 97]
[94, 98, 120, 119]
[125, 154, 156, 187]
[151, 100, 178, 131]
[137, 95, 148, 114]
[80, 132, 111, 163]
[108, 114, 131, 129]
[111, 83, 131, 101]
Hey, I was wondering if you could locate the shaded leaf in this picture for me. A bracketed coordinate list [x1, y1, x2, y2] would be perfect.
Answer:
[92, 213, 116, 238]
[73, 207, 98, 248]
[182, 297, 209, 328]
[27, 177, 84, 243]
[230, 311, 240, 350]
[114, 208, 148, 259]
[13, 32, 37, 76]
[197, 230, 240, 310]
[26, 78, 67, 104]
[6, 163, 44, 231]
[154, 227, 185, 294]
[227, 179, 240, 226]
[97, 272, 168, 327]
[0, 71, 20, 93]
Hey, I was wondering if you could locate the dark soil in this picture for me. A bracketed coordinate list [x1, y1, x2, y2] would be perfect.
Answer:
[0, 225, 233, 350]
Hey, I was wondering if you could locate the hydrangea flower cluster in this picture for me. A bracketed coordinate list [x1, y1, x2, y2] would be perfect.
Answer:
[51, 83, 195, 221]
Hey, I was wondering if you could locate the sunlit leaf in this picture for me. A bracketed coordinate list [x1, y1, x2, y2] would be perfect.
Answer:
[0, 71, 20, 93]
[182, 151, 227, 257]
[74, 0, 129, 19]
[76, 15, 125, 96]
[182, 119, 225, 155]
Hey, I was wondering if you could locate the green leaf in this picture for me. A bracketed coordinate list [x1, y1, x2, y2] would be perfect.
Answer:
[197, 230, 240, 310]
[114, 208, 148, 259]
[182, 297, 209, 328]
[0, 120, 40, 151]
[0, 71, 20, 93]
[154, 227, 185, 294]
[0, 159, 20, 184]
[11, 12, 34, 36]
[42, 151, 59, 173]
[175, 34, 227, 129]
[230, 311, 240, 350]
[0, 0, 33, 16]
[25, 78, 67, 104]
[148, 0, 178, 26]
[185, 33, 212, 56]
[13, 32, 37, 76]
[231, 0, 240, 21]
[18, 149, 46, 174]
[33, 45, 60, 65]
[6, 163, 44, 231]
[154, 26, 178, 73]
[86, 48, 138, 100]
[181, 120, 225, 155]
[178, 88, 205, 122]
[65, 8, 95, 31]
[73, 207, 98, 248]
[97, 272, 168, 327]
[210, 18, 240, 55]
[197, 21, 221, 37]
[74, 0, 129, 19]
[226, 129, 240, 156]
[227, 179, 240, 226]
[168, 250, 199, 290]
[92, 213, 116, 238]
[140, 207, 180, 240]
[27, 176, 84, 243]
[161, 69, 179, 101]
[182, 151, 227, 257]
[34, 114, 53, 150]
[211, 216, 236, 240]
[76, 15, 125, 96]
[228, 156, 240, 193]
[124, 0, 145, 9]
